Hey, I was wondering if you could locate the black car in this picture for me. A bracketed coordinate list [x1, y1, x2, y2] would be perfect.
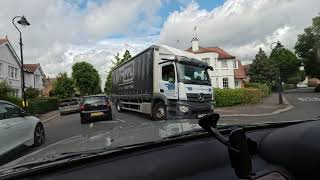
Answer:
[80, 95, 112, 124]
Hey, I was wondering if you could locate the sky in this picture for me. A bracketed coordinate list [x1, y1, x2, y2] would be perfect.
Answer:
[0, 0, 319, 88]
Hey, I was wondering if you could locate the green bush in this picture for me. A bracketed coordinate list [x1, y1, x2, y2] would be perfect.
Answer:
[2, 96, 24, 108]
[283, 84, 297, 90]
[25, 87, 40, 99]
[2, 96, 59, 114]
[27, 97, 59, 114]
[214, 88, 262, 107]
[244, 83, 270, 97]
[0, 81, 13, 99]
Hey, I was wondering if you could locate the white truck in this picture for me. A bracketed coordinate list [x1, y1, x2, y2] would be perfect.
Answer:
[112, 45, 214, 120]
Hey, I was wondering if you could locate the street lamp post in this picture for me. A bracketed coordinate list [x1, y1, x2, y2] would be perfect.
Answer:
[12, 16, 30, 109]
[270, 41, 284, 105]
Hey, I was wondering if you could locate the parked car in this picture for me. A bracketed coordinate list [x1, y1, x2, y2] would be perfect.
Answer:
[80, 95, 112, 124]
[59, 98, 80, 115]
[0, 100, 45, 156]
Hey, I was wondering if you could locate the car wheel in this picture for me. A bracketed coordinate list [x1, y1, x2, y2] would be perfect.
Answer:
[153, 102, 167, 121]
[34, 123, 45, 147]
[116, 101, 123, 112]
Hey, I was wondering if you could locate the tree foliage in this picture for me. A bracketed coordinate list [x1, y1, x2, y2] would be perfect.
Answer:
[0, 80, 13, 99]
[52, 72, 75, 99]
[294, 16, 320, 78]
[25, 87, 40, 99]
[249, 48, 277, 84]
[72, 62, 101, 95]
[104, 50, 132, 94]
[270, 47, 301, 83]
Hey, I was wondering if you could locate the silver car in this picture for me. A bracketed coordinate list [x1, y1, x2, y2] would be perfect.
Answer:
[59, 98, 81, 115]
[0, 100, 45, 156]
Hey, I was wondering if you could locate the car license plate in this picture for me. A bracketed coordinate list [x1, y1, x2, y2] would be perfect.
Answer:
[91, 112, 103, 117]
[198, 114, 206, 118]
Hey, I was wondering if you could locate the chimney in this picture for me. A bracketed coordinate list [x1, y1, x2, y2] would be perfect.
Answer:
[191, 37, 199, 52]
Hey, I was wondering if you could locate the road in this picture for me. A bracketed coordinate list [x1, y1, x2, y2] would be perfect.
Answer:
[2, 87, 319, 165]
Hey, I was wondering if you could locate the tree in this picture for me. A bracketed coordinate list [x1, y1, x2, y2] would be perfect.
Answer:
[104, 50, 132, 94]
[52, 72, 76, 99]
[249, 48, 277, 84]
[294, 16, 320, 79]
[72, 62, 101, 95]
[0, 80, 13, 99]
[25, 87, 40, 99]
[270, 47, 301, 83]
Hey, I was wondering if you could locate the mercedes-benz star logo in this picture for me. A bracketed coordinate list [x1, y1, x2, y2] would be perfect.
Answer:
[198, 93, 204, 102]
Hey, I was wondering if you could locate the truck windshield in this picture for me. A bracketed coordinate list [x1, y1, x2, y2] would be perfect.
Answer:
[177, 63, 210, 85]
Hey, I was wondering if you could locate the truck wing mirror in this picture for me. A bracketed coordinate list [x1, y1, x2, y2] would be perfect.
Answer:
[206, 66, 213, 71]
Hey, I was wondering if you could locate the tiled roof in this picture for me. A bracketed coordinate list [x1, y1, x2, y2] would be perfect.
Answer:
[185, 46, 235, 60]
[234, 60, 246, 79]
[24, 64, 39, 73]
[0, 38, 8, 45]
[243, 64, 250, 76]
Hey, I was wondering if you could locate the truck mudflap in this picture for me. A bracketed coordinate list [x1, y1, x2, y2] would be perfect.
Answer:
[166, 100, 213, 120]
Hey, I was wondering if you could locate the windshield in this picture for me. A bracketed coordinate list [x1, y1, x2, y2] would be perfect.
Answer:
[1, 0, 320, 175]
[177, 63, 211, 85]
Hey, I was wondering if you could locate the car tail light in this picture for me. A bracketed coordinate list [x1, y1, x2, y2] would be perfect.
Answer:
[80, 104, 85, 111]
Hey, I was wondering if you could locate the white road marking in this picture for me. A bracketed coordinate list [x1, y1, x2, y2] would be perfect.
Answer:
[90, 123, 93, 128]
[95, 120, 122, 124]
[116, 118, 125, 123]
[298, 97, 320, 101]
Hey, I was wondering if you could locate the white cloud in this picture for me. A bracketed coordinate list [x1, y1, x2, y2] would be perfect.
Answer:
[0, 0, 161, 89]
[159, 0, 320, 60]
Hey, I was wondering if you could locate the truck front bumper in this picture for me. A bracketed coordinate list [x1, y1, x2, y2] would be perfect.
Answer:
[166, 100, 213, 120]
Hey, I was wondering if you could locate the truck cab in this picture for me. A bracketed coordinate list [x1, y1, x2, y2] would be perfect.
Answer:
[155, 53, 214, 120]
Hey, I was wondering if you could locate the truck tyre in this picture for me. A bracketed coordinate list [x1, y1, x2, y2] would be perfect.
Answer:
[116, 101, 123, 112]
[153, 102, 167, 121]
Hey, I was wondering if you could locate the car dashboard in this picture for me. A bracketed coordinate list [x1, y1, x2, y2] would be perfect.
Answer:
[3, 120, 320, 180]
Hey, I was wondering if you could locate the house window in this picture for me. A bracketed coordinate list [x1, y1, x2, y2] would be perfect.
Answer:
[235, 80, 239, 88]
[202, 58, 210, 65]
[221, 61, 228, 69]
[8, 66, 18, 79]
[35, 75, 41, 84]
[0, 63, 3, 76]
[233, 61, 239, 69]
[222, 78, 229, 88]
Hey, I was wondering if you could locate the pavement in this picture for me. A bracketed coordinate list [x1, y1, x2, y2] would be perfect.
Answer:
[2, 87, 320, 165]
[215, 93, 293, 117]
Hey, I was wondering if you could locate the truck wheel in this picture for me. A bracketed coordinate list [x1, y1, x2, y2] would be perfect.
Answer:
[116, 101, 123, 112]
[153, 102, 167, 121]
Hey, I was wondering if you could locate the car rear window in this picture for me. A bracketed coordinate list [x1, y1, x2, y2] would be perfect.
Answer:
[83, 96, 107, 104]
[60, 99, 78, 107]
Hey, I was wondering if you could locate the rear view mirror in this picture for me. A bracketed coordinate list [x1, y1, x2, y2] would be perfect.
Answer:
[228, 128, 252, 179]
[206, 66, 214, 71]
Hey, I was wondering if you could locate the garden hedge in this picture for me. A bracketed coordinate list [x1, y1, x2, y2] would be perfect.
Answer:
[1, 96, 59, 114]
[214, 88, 263, 107]
[244, 83, 270, 97]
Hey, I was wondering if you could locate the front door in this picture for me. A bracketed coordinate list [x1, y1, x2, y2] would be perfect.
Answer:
[159, 63, 178, 100]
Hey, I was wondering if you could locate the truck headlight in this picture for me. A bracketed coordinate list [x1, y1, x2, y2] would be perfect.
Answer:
[179, 105, 189, 113]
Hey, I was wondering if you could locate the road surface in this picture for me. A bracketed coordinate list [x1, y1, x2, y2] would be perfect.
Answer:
[1, 87, 319, 165]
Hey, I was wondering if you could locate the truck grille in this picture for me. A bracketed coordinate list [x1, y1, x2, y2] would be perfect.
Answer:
[186, 93, 212, 103]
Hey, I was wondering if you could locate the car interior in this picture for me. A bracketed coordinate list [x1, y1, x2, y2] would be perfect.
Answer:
[3, 113, 319, 180]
